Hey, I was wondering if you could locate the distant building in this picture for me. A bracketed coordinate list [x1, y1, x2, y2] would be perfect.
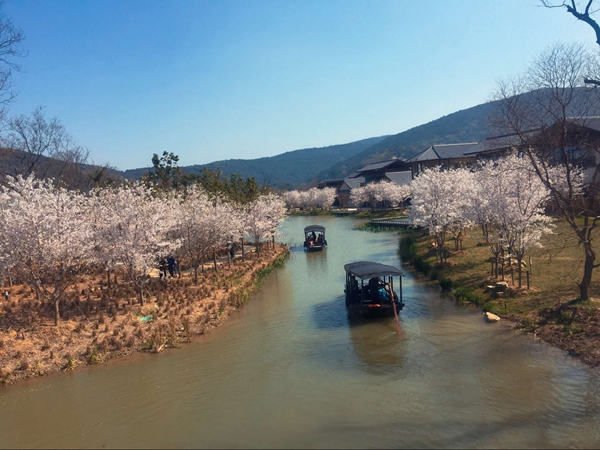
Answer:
[407, 142, 484, 177]
[316, 178, 345, 190]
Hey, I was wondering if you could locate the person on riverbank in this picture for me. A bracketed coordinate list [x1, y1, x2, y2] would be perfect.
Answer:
[159, 258, 168, 279]
[167, 256, 175, 278]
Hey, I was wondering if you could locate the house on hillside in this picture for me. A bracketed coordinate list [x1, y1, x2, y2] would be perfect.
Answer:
[407, 142, 484, 177]
[476, 117, 600, 185]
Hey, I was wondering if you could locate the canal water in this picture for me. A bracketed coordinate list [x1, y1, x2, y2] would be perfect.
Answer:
[1, 216, 600, 448]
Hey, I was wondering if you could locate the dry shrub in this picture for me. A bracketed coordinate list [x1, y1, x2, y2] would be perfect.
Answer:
[97, 339, 107, 352]
[19, 358, 30, 371]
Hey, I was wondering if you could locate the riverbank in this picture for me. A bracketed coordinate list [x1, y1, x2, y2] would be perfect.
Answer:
[398, 223, 600, 367]
[0, 244, 289, 387]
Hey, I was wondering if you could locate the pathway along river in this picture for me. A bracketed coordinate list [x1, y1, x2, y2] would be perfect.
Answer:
[1, 216, 600, 448]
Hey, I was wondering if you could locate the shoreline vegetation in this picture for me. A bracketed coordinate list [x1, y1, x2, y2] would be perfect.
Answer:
[0, 243, 289, 387]
[394, 223, 600, 368]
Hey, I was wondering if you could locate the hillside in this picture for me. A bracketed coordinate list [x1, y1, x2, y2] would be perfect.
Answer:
[122, 136, 388, 190]
[311, 101, 495, 182]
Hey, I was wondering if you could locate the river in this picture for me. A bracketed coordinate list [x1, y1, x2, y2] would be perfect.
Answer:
[0, 216, 599, 448]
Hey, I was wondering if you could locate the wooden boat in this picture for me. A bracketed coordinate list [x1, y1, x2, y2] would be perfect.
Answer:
[303, 225, 327, 252]
[344, 261, 404, 317]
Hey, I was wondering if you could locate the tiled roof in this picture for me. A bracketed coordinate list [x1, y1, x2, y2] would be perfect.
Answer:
[566, 116, 600, 132]
[407, 142, 483, 162]
[356, 159, 406, 173]
[341, 176, 365, 190]
[318, 178, 345, 184]
[385, 171, 412, 185]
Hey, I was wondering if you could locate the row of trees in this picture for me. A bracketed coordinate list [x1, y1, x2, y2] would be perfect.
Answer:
[0, 175, 287, 325]
[283, 187, 337, 210]
[283, 180, 411, 211]
[349, 180, 411, 210]
[410, 153, 573, 288]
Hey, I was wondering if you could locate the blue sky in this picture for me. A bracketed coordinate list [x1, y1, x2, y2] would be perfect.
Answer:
[2, 0, 594, 170]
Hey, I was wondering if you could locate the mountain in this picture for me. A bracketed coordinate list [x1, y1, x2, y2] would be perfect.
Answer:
[311, 101, 496, 182]
[123, 100, 497, 189]
[121, 136, 388, 190]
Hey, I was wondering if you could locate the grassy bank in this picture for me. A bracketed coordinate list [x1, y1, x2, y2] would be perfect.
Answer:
[398, 223, 600, 366]
[0, 245, 289, 386]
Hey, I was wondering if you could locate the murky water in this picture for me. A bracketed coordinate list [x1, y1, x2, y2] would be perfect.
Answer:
[1, 216, 599, 448]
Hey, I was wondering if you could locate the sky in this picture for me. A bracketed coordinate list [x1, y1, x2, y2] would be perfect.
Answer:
[1, 0, 595, 170]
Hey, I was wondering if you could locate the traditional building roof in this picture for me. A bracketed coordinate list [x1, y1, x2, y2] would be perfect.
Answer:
[385, 171, 412, 185]
[407, 142, 484, 162]
[355, 159, 407, 173]
[339, 176, 365, 191]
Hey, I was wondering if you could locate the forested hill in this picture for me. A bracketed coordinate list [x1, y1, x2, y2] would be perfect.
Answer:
[121, 135, 388, 190]
[311, 101, 496, 182]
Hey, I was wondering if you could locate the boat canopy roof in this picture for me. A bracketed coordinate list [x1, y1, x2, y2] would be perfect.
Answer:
[304, 225, 326, 233]
[344, 261, 403, 279]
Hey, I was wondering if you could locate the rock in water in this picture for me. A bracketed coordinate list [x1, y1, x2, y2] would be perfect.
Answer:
[484, 312, 500, 323]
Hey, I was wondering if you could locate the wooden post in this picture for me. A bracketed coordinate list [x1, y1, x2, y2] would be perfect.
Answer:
[527, 271, 530, 290]
[511, 266, 514, 286]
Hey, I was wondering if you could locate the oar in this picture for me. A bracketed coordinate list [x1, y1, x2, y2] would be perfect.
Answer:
[384, 282, 401, 336]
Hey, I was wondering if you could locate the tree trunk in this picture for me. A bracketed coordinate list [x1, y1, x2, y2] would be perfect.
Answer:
[213, 249, 218, 271]
[194, 266, 199, 285]
[256, 239, 260, 257]
[138, 284, 144, 306]
[241, 238, 245, 261]
[579, 245, 596, 300]
[54, 297, 60, 326]
[517, 256, 522, 288]
[106, 269, 112, 290]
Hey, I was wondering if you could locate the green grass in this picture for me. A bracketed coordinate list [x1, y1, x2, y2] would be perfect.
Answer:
[401, 220, 600, 322]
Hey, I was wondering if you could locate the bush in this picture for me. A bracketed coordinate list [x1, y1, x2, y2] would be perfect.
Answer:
[429, 268, 441, 281]
[399, 232, 417, 261]
[412, 256, 432, 276]
[439, 277, 453, 291]
[453, 287, 482, 305]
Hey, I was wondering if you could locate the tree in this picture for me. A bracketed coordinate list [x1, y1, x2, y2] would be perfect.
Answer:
[410, 167, 469, 263]
[471, 154, 553, 286]
[244, 193, 286, 256]
[542, 1, 600, 50]
[1, 106, 91, 189]
[144, 151, 183, 191]
[0, 175, 92, 325]
[0, 4, 25, 119]
[92, 183, 180, 305]
[491, 42, 600, 299]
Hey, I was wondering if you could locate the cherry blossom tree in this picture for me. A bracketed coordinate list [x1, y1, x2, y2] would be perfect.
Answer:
[171, 185, 212, 283]
[0, 175, 93, 324]
[492, 42, 600, 299]
[244, 193, 286, 256]
[497, 154, 553, 287]
[410, 167, 471, 263]
[92, 183, 180, 305]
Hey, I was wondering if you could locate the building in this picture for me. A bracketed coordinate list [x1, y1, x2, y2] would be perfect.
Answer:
[406, 142, 484, 177]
